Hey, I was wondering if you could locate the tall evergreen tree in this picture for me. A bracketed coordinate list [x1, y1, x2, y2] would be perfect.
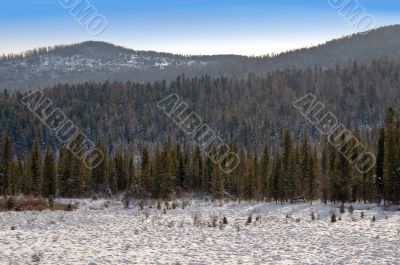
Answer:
[28, 139, 42, 196]
[0, 132, 13, 195]
[336, 135, 352, 203]
[42, 148, 57, 198]
[383, 108, 400, 203]
[282, 130, 295, 201]
[260, 143, 270, 201]
[376, 127, 385, 203]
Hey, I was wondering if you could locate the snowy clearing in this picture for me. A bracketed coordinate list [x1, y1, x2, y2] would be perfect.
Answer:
[1, 199, 400, 265]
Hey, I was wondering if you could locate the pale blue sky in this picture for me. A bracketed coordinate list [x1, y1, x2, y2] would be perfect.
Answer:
[1, 0, 399, 55]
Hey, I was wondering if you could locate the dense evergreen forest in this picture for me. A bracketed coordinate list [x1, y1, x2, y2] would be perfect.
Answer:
[1, 58, 400, 154]
[0, 58, 400, 204]
[0, 109, 399, 205]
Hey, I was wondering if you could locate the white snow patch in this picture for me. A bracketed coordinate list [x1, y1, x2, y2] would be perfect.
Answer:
[1, 200, 399, 264]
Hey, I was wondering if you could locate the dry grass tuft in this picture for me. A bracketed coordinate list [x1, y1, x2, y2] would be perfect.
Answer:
[0, 196, 76, 212]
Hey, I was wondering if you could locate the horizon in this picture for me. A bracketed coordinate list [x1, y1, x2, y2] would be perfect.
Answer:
[2, 24, 399, 58]
[1, 0, 400, 56]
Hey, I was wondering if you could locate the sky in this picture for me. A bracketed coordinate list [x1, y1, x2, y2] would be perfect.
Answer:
[0, 0, 399, 56]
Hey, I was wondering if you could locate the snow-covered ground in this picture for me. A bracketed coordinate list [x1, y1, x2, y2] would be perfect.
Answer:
[1, 198, 400, 264]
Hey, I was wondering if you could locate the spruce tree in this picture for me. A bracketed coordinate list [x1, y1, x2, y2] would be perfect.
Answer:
[42, 148, 57, 198]
[0, 132, 13, 195]
[28, 139, 42, 196]
[211, 165, 224, 200]
[282, 130, 295, 201]
[271, 150, 281, 203]
[140, 145, 150, 193]
[336, 135, 352, 203]
[375, 127, 385, 203]
[260, 143, 270, 201]
[320, 138, 329, 204]
[383, 108, 400, 203]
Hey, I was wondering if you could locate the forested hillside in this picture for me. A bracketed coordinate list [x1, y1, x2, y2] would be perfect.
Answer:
[1, 58, 399, 155]
[1, 25, 400, 91]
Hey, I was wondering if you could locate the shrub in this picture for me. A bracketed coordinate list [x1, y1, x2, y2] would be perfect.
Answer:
[192, 211, 201, 226]
[31, 252, 43, 263]
[16, 196, 47, 211]
[1, 196, 73, 212]
[223, 216, 228, 225]
[6, 197, 17, 210]
[340, 204, 345, 214]
[139, 200, 145, 211]
[246, 215, 252, 225]
[210, 215, 218, 227]
[123, 198, 129, 209]
[372, 216, 376, 222]
[48, 196, 54, 208]
[181, 200, 189, 209]
[311, 212, 315, 221]
[349, 205, 354, 214]
[331, 213, 337, 223]
[361, 212, 365, 219]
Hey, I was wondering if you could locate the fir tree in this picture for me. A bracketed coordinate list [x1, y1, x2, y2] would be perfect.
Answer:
[211, 165, 224, 200]
[260, 143, 270, 201]
[28, 139, 42, 196]
[0, 132, 13, 195]
[42, 148, 57, 198]
[375, 127, 385, 203]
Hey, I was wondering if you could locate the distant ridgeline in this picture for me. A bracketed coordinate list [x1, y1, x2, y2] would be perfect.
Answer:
[1, 25, 400, 91]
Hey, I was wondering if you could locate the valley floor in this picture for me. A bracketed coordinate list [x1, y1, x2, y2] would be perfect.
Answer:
[1, 198, 400, 265]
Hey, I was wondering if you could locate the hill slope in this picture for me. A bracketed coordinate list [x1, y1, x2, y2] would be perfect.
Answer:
[1, 25, 400, 91]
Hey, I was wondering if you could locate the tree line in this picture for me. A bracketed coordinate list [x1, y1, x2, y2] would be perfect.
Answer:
[0, 107, 399, 204]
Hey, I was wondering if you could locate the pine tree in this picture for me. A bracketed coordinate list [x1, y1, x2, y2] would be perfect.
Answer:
[159, 141, 175, 199]
[28, 139, 42, 196]
[320, 138, 329, 204]
[260, 143, 270, 201]
[282, 130, 295, 201]
[336, 135, 352, 203]
[300, 133, 310, 200]
[140, 145, 150, 193]
[243, 151, 256, 200]
[383, 108, 400, 203]
[12, 156, 24, 195]
[70, 153, 85, 198]
[114, 149, 126, 191]
[42, 148, 57, 198]
[90, 141, 108, 194]
[0, 132, 13, 195]
[211, 165, 224, 200]
[175, 143, 186, 189]
[376, 127, 385, 203]
[305, 147, 319, 204]
[328, 143, 339, 203]
[271, 150, 281, 203]
[58, 147, 71, 197]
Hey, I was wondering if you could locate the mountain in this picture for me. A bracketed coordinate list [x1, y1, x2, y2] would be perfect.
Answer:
[1, 25, 400, 91]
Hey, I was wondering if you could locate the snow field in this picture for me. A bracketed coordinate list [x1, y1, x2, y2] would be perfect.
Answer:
[1, 199, 400, 264]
